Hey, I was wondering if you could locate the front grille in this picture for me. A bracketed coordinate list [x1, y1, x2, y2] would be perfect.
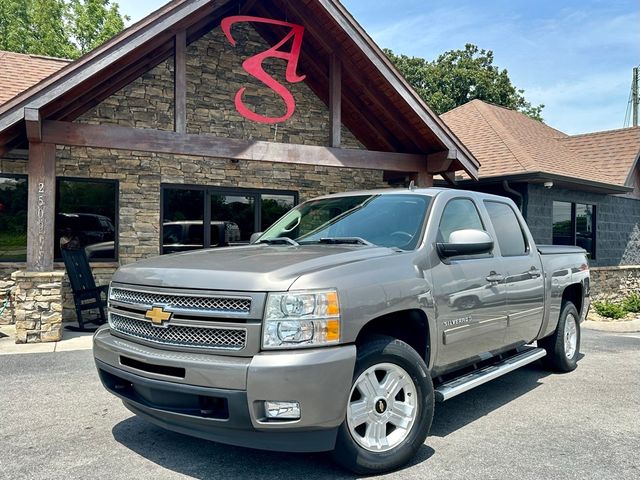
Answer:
[110, 288, 251, 314]
[109, 313, 247, 351]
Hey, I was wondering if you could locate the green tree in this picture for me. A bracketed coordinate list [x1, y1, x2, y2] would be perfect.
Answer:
[0, 0, 128, 59]
[386, 44, 544, 121]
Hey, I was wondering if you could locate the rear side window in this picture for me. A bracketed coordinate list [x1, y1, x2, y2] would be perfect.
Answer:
[438, 198, 484, 242]
[485, 201, 528, 256]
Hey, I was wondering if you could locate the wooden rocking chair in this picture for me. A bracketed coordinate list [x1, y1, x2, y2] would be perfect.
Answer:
[61, 247, 109, 332]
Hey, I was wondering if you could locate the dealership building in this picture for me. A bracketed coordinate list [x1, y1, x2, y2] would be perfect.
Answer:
[0, 0, 479, 342]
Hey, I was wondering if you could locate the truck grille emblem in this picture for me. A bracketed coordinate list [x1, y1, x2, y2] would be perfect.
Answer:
[145, 306, 172, 327]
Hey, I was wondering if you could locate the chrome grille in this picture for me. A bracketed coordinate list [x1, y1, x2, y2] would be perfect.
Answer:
[109, 314, 246, 351]
[110, 288, 251, 313]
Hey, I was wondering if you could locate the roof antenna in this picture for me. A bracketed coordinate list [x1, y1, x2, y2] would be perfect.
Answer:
[409, 180, 416, 191]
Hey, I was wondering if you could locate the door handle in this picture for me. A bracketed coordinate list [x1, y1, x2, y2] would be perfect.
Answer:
[486, 272, 504, 283]
[529, 267, 541, 278]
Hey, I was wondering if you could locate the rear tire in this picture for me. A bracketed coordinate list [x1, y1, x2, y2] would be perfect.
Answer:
[539, 301, 580, 372]
[331, 336, 434, 475]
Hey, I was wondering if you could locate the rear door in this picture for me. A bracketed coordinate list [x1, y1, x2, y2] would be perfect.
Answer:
[432, 197, 508, 369]
[484, 200, 544, 346]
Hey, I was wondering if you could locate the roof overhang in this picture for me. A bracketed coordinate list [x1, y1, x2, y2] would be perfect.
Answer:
[455, 172, 632, 195]
[0, 0, 479, 180]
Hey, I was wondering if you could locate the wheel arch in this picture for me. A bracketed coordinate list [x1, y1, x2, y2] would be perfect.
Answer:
[562, 283, 584, 316]
[355, 309, 433, 367]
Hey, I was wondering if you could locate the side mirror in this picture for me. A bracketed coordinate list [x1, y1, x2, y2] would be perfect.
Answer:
[437, 229, 494, 258]
[250, 232, 263, 245]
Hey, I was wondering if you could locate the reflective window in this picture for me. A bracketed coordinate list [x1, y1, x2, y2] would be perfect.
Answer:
[552, 201, 572, 246]
[0, 175, 28, 262]
[485, 201, 527, 256]
[552, 201, 596, 259]
[161, 186, 297, 254]
[261, 194, 296, 231]
[438, 198, 484, 242]
[56, 178, 118, 261]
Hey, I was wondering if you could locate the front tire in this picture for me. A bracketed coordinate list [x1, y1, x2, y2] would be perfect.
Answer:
[539, 301, 581, 372]
[331, 336, 434, 475]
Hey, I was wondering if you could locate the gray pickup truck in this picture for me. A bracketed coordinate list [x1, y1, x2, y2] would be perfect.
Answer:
[94, 188, 590, 474]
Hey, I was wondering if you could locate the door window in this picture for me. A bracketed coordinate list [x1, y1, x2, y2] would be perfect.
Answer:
[438, 198, 484, 242]
[485, 201, 528, 257]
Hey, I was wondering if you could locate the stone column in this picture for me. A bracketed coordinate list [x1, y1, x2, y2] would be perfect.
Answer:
[11, 271, 65, 343]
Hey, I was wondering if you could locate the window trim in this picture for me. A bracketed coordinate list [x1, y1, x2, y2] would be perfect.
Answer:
[0, 173, 28, 263]
[55, 176, 120, 262]
[160, 184, 298, 254]
[484, 200, 531, 258]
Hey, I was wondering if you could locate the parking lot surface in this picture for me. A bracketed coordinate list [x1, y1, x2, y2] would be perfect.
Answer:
[1, 328, 639, 479]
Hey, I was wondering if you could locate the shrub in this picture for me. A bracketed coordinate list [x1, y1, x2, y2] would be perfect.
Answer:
[592, 301, 627, 320]
[622, 292, 640, 313]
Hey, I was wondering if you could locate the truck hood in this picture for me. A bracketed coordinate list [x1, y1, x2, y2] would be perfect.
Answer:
[112, 244, 397, 291]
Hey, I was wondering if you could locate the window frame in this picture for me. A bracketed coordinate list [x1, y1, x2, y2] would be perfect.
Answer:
[552, 201, 596, 259]
[437, 196, 494, 261]
[55, 176, 120, 262]
[0, 173, 29, 263]
[160, 184, 298, 254]
[484, 200, 531, 258]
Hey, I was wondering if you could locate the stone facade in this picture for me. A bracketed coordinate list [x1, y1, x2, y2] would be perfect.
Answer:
[0, 266, 16, 325]
[11, 271, 64, 343]
[590, 266, 640, 302]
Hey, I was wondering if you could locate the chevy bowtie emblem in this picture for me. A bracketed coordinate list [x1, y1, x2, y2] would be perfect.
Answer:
[145, 306, 172, 326]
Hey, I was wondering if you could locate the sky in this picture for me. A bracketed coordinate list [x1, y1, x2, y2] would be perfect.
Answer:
[118, 0, 640, 135]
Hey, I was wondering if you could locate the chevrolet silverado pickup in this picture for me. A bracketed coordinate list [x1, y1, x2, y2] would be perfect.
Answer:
[93, 188, 590, 474]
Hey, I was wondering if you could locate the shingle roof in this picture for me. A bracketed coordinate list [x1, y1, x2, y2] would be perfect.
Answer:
[441, 99, 640, 187]
[0, 51, 69, 106]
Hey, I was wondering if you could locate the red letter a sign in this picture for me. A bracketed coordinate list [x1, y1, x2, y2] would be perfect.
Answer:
[221, 16, 306, 124]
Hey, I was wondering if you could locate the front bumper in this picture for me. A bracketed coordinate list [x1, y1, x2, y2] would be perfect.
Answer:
[94, 327, 356, 452]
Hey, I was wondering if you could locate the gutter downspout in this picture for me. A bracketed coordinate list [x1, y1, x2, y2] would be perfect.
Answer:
[503, 180, 524, 212]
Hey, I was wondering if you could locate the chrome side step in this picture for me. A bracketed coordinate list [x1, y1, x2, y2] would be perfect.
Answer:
[434, 347, 546, 402]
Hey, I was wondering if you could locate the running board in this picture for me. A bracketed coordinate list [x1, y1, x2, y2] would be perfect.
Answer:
[434, 347, 546, 402]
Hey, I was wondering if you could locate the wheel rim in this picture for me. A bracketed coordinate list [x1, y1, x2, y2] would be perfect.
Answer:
[564, 313, 578, 359]
[347, 363, 418, 453]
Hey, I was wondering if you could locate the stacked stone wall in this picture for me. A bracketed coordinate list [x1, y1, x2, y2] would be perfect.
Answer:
[590, 266, 640, 302]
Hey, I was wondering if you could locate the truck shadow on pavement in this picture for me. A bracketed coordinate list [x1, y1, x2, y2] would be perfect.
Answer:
[111, 361, 559, 478]
[430, 361, 555, 437]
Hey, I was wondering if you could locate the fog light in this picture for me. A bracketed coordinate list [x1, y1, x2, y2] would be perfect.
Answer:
[264, 401, 301, 420]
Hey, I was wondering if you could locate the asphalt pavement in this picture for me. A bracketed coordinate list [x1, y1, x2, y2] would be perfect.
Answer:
[1, 328, 639, 480]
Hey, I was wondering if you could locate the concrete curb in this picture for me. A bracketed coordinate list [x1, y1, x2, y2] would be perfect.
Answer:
[583, 318, 640, 333]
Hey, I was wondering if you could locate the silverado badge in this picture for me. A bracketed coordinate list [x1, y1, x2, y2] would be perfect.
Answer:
[145, 306, 172, 327]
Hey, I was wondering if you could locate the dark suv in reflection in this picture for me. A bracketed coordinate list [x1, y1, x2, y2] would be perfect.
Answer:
[56, 213, 116, 258]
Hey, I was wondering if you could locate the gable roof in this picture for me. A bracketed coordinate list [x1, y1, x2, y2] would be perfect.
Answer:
[0, 0, 479, 179]
[0, 52, 69, 105]
[441, 99, 639, 191]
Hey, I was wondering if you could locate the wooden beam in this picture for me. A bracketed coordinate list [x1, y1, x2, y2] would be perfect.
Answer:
[42, 120, 427, 173]
[329, 54, 342, 148]
[174, 30, 187, 134]
[25, 108, 42, 142]
[412, 171, 434, 188]
[27, 142, 56, 272]
[426, 150, 456, 173]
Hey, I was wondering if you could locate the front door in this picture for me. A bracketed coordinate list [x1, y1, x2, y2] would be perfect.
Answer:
[432, 197, 508, 369]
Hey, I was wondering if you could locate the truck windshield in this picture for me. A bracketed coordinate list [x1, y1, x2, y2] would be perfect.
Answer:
[259, 194, 431, 250]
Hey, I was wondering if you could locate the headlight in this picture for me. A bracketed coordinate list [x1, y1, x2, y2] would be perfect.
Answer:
[262, 289, 340, 349]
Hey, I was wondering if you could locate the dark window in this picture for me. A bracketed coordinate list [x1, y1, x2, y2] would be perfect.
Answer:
[0, 175, 28, 262]
[552, 201, 596, 259]
[552, 201, 572, 246]
[485, 201, 528, 256]
[55, 178, 118, 261]
[161, 186, 297, 255]
[438, 198, 484, 242]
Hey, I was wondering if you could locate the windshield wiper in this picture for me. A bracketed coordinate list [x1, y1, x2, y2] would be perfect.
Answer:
[318, 237, 375, 246]
[257, 237, 300, 247]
